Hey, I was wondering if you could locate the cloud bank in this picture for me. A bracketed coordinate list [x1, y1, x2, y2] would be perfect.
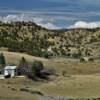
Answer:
[69, 21, 100, 29]
[0, 14, 61, 29]
[0, 14, 100, 29]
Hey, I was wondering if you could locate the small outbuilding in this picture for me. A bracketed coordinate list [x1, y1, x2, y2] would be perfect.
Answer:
[4, 66, 18, 77]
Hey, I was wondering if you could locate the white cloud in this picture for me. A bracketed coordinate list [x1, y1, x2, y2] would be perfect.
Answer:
[69, 21, 100, 29]
[32, 17, 60, 29]
[0, 14, 60, 29]
[1, 14, 100, 30]
[38, 23, 61, 29]
[3, 15, 20, 22]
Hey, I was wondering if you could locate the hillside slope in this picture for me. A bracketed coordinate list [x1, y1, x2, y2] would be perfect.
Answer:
[0, 51, 48, 64]
[0, 21, 100, 59]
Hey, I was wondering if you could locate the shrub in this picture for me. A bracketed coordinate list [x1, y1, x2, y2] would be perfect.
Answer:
[62, 70, 67, 77]
[88, 57, 94, 62]
[41, 51, 49, 58]
[31, 60, 44, 77]
[80, 57, 85, 62]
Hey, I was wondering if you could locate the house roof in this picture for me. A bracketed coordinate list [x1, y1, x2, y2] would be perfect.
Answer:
[4, 66, 17, 70]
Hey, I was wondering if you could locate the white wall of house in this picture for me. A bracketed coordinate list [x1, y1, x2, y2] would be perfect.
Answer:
[4, 66, 17, 77]
[4, 69, 15, 77]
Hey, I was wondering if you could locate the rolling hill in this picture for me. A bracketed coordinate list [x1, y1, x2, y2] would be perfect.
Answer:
[0, 21, 100, 59]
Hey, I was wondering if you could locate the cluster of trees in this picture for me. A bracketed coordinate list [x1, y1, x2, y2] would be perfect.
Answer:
[18, 58, 51, 80]
[0, 22, 52, 58]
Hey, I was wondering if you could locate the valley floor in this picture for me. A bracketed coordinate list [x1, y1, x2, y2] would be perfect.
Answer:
[1, 75, 100, 100]
[0, 51, 100, 100]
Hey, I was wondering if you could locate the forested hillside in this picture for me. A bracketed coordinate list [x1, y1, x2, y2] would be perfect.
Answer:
[0, 21, 100, 59]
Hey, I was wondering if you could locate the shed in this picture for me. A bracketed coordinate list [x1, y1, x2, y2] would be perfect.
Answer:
[4, 66, 18, 77]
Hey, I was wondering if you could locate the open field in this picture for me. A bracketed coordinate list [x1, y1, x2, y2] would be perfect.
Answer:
[34, 74, 100, 98]
[0, 77, 38, 100]
[0, 87, 38, 100]
[0, 51, 100, 99]
[1, 75, 100, 99]
[0, 51, 100, 75]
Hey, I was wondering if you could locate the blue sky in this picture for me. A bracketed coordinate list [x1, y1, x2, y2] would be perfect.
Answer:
[0, 0, 100, 29]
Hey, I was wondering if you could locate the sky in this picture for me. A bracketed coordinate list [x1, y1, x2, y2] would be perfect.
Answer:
[0, 0, 100, 29]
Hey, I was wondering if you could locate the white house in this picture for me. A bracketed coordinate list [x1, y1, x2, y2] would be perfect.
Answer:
[4, 66, 18, 77]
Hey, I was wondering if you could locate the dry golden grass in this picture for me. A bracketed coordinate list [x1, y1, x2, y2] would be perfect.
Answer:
[0, 87, 38, 100]
[0, 51, 100, 99]
[0, 77, 39, 100]
[0, 51, 48, 64]
[44, 60, 100, 75]
[1, 75, 100, 99]
[31, 74, 100, 98]
[0, 50, 100, 75]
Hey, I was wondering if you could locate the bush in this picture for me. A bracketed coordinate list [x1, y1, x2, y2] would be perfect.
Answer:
[62, 70, 67, 77]
[80, 57, 85, 62]
[88, 58, 94, 62]
[31, 61, 44, 77]
[42, 51, 49, 58]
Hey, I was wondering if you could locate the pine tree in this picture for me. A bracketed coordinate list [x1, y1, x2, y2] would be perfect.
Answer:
[0, 53, 6, 68]
[19, 57, 28, 68]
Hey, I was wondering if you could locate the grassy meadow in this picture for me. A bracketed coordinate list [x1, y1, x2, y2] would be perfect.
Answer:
[0, 51, 100, 100]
